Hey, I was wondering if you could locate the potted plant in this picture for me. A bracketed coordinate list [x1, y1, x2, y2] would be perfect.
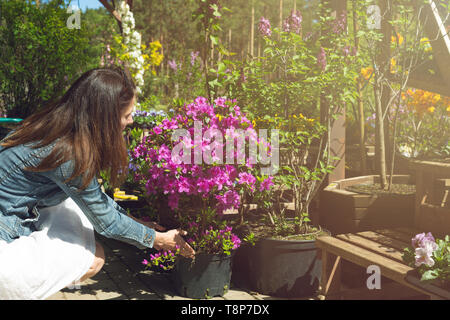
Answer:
[402, 232, 450, 299]
[142, 209, 241, 299]
[319, 1, 450, 234]
[229, 6, 357, 298]
[129, 96, 275, 298]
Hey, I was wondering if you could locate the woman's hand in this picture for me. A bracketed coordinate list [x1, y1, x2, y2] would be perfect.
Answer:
[153, 229, 196, 259]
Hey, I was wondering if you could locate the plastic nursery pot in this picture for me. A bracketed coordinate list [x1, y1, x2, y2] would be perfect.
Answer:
[171, 253, 233, 299]
[232, 237, 321, 298]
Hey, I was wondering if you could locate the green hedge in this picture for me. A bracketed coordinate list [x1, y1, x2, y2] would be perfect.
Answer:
[0, 0, 96, 118]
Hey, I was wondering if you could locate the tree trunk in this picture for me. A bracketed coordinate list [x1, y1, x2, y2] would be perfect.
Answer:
[379, 0, 392, 178]
[279, 0, 283, 34]
[353, 1, 367, 175]
[374, 76, 388, 189]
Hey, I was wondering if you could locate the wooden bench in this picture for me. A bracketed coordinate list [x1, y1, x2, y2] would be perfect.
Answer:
[317, 160, 450, 300]
[316, 227, 449, 300]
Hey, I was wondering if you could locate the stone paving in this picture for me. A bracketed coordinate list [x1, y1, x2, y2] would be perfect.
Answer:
[46, 234, 322, 301]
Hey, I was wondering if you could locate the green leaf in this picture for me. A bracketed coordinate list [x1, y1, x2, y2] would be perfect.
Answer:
[421, 270, 439, 281]
[210, 35, 218, 45]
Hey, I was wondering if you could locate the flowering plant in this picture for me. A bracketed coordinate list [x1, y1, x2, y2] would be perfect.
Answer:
[365, 89, 450, 160]
[105, 1, 163, 99]
[142, 209, 241, 271]
[396, 90, 450, 159]
[131, 96, 274, 268]
[129, 96, 274, 218]
[402, 232, 450, 284]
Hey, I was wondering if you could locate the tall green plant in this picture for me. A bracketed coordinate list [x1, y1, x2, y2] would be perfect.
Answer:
[0, 0, 94, 118]
[232, 7, 358, 234]
[356, 0, 441, 189]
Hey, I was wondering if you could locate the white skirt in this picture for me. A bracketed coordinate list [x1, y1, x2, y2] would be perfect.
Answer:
[0, 197, 96, 300]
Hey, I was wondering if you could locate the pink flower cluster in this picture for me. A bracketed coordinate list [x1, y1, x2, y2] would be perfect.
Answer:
[130, 97, 274, 214]
[259, 17, 272, 37]
[186, 222, 241, 254]
[282, 10, 302, 34]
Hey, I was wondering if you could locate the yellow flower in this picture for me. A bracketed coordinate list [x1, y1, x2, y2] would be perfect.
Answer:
[420, 38, 432, 52]
[390, 57, 397, 74]
[432, 94, 441, 104]
[361, 67, 374, 80]
[427, 106, 435, 113]
[391, 33, 404, 45]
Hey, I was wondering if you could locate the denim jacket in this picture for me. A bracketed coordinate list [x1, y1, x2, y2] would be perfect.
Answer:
[0, 133, 155, 249]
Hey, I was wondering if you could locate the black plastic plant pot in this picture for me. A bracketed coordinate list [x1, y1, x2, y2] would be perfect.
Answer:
[171, 253, 233, 299]
[232, 238, 321, 298]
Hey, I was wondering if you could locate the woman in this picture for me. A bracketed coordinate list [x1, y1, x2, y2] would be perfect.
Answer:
[0, 67, 195, 299]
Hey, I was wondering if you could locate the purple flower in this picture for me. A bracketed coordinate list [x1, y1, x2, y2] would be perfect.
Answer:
[412, 232, 435, 249]
[238, 172, 256, 189]
[258, 17, 272, 37]
[317, 47, 327, 71]
[153, 126, 162, 135]
[168, 59, 178, 71]
[190, 51, 199, 66]
[415, 240, 438, 267]
[411, 233, 438, 268]
[231, 234, 241, 249]
[259, 176, 274, 192]
[142, 259, 149, 265]
[332, 11, 347, 34]
[282, 10, 302, 34]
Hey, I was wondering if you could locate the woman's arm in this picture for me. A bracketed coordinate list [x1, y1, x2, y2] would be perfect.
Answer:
[41, 160, 194, 257]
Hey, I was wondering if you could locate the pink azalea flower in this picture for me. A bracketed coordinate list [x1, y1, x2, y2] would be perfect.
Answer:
[153, 126, 162, 135]
[260, 176, 274, 191]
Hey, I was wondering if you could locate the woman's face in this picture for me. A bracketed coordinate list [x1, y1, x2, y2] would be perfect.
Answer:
[121, 96, 135, 131]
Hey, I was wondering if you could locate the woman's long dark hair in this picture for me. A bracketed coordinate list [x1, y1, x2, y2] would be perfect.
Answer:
[1, 66, 136, 190]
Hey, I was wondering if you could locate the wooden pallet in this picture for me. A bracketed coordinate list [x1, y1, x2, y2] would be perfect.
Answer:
[316, 227, 449, 300]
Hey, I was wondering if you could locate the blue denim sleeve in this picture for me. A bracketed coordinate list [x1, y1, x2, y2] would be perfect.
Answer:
[41, 161, 156, 250]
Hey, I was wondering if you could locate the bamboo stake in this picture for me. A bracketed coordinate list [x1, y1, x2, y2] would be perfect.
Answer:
[251, 1, 255, 57]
